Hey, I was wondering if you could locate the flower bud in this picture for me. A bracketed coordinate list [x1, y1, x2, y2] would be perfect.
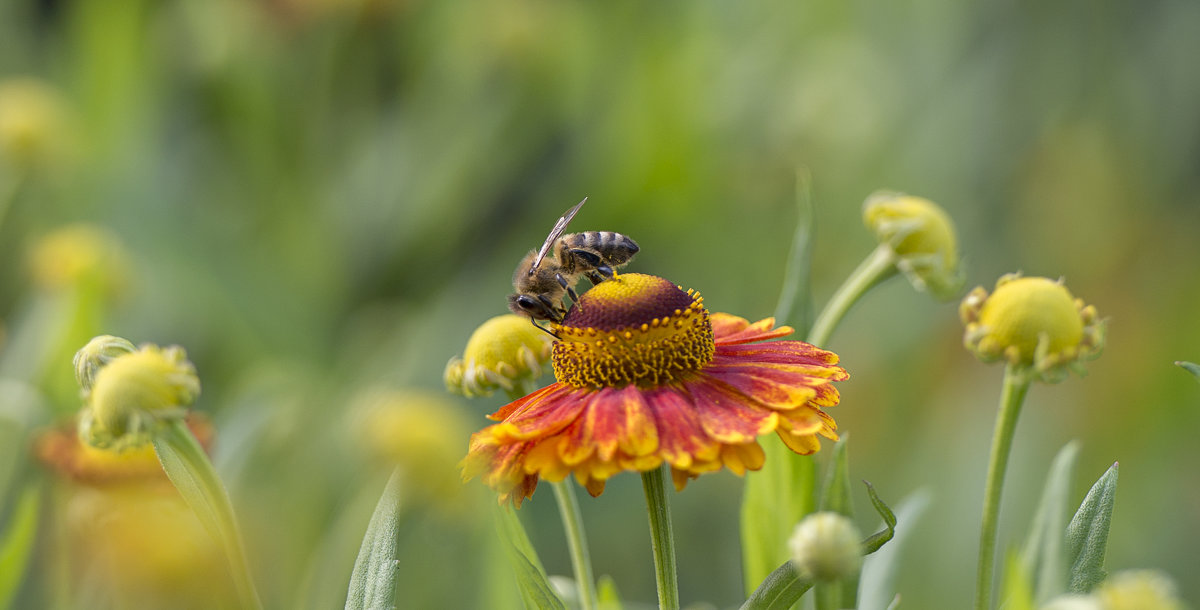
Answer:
[0, 77, 70, 170]
[76, 340, 200, 450]
[961, 273, 1105, 382]
[1096, 570, 1185, 610]
[863, 191, 963, 300]
[445, 314, 552, 397]
[1040, 595, 1103, 610]
[29, 224, 132, 298]
[788, 512, 863, 582]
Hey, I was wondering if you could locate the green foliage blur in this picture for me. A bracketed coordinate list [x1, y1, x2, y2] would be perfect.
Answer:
[2, 0, 1198, 608]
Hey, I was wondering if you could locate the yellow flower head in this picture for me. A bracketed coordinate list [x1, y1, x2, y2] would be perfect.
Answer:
[76, 338, 201, 450]
[445, 314, 553, 397]
[1096, 570, 1186, 610]
[29, 224, 132, 297]
[863, 191, 963, 300]
[353, 388, 472, 503]
[36, 414, 214, 487]
[788, 512, 864, 582]
[961, 273, 1105, 382]
[0, 77, 70, 170]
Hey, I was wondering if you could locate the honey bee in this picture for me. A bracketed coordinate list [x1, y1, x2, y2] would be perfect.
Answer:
[507, 197, 640, 326]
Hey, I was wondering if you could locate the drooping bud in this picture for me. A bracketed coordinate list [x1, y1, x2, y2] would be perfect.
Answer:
[863, 191, 963, 300]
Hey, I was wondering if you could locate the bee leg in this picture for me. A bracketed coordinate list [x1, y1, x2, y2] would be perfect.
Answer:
[585, 271, 606, 286]
[556, 273, 583, 311]
[530, 318, 560, 339]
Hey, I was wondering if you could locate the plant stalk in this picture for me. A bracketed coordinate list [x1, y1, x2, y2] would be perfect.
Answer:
[641, 466, 679, 610]
[974, 364, 1031, 610]
[551, 481, 597, 610]
[807, 245, 898, 347]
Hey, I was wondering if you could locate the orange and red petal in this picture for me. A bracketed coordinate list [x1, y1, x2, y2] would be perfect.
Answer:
[644, 386, 719, 469]
[715, 341, 846, 373]
[684, 379, 779, 444]
[700, 363, 822, 410]
[710, 314, 795, 345]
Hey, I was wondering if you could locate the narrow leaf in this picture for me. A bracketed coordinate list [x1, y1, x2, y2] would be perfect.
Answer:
[857, 490, 930, 610]
[1065, 462, 1119, 593]
[1000, 549, 1034, 610]
[862, 481, 897, 555]
[596, 575, 623, 610]
[494, 506, 566, 610]
[773, 167, 816, 334]
[0, 485, 39, 610]
[740, 559, 814, 610]
[1176, 361, 1200, 383]
[1021, 441, 1079, 603]
[819, 436, 852, 516]
[345, 468, 404, 610]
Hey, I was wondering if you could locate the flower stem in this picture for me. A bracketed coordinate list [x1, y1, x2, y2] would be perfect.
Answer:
[551, 480, 597, 610]
[974, 364, 1031, 610]
[641, 466, 679, 610]
[154, 419, 263, 610]
[807, 245, 898, 347]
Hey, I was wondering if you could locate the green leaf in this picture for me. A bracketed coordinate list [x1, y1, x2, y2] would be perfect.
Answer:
[1176, 361, 1200, 383]
[596, 575, 623, 610]
[0, 484, 39, 610]
[740, 559, 814, 610]
[773, 168, 815, 334]
[740, 443, 817, 596]
[494, 506, 566, 610]
[862, 481, 897, 555]
[1021, 441, 1079, 603]
[1065, 462, 1119, 593]
[857, 490, 930, 610]
[345, 468, 404, 610]
[819, 436, 853, 516]
[999, 549, 1034, 610]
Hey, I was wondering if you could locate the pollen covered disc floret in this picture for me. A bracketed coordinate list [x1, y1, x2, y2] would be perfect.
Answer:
[551, 273, 714, 389]
[462, 273, 849, 507]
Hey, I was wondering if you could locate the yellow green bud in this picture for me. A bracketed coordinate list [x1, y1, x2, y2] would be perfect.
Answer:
[788, 512, 863, 582]
[352, 388, 471, 504]
[0, 77, 70, 170]
[444, 314, 552, 397]
[1096, 570, 1186, 610]
[1040, 595, 1102, 610]
[28, 224, 131, 297]
[76, 340, 200, 450]
[863, 191, 963, 300]
[961, 273, 1105, 382]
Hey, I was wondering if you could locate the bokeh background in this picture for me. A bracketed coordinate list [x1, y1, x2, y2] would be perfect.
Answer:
[2, 0, 1198, 608]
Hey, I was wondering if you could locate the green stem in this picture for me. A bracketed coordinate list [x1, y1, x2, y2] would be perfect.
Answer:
[806, 245, 898, 347]
[641, 467, 679, 610]
[154, 420, 263, 610]
[974, 365, 1031, 610]
[551, 481, 597, 610]
[814, 583, 839, 610]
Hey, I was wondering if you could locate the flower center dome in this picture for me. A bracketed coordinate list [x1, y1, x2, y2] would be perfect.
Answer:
[551, 273, 714, 389]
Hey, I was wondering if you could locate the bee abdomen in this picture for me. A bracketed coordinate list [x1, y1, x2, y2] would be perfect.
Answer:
[567, 231, 640, 262]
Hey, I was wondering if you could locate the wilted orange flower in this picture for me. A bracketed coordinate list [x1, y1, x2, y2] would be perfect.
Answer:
[462, 273, 847, 506]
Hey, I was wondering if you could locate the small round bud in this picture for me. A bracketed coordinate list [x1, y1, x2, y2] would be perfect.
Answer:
[961, 273, 1105, 382]
[0, 77, 70, 170]
[1096, 570, 1185, 610]
[788, 512, 863, 582]
[863, 191, 963, 300]
[445, 314, 553, 397]
[29, 224, 131, 297]
[78, 342, 200, 450]
[74, 335, 136, 393]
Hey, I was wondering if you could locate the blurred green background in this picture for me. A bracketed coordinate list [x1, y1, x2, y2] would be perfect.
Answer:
[2, 0, 1198, 608]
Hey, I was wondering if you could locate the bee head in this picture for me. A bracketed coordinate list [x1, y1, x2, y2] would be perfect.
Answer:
[508, 293, 561, 322]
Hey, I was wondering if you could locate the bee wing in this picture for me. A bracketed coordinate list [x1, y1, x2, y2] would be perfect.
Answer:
[531, 196, 588, 271]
